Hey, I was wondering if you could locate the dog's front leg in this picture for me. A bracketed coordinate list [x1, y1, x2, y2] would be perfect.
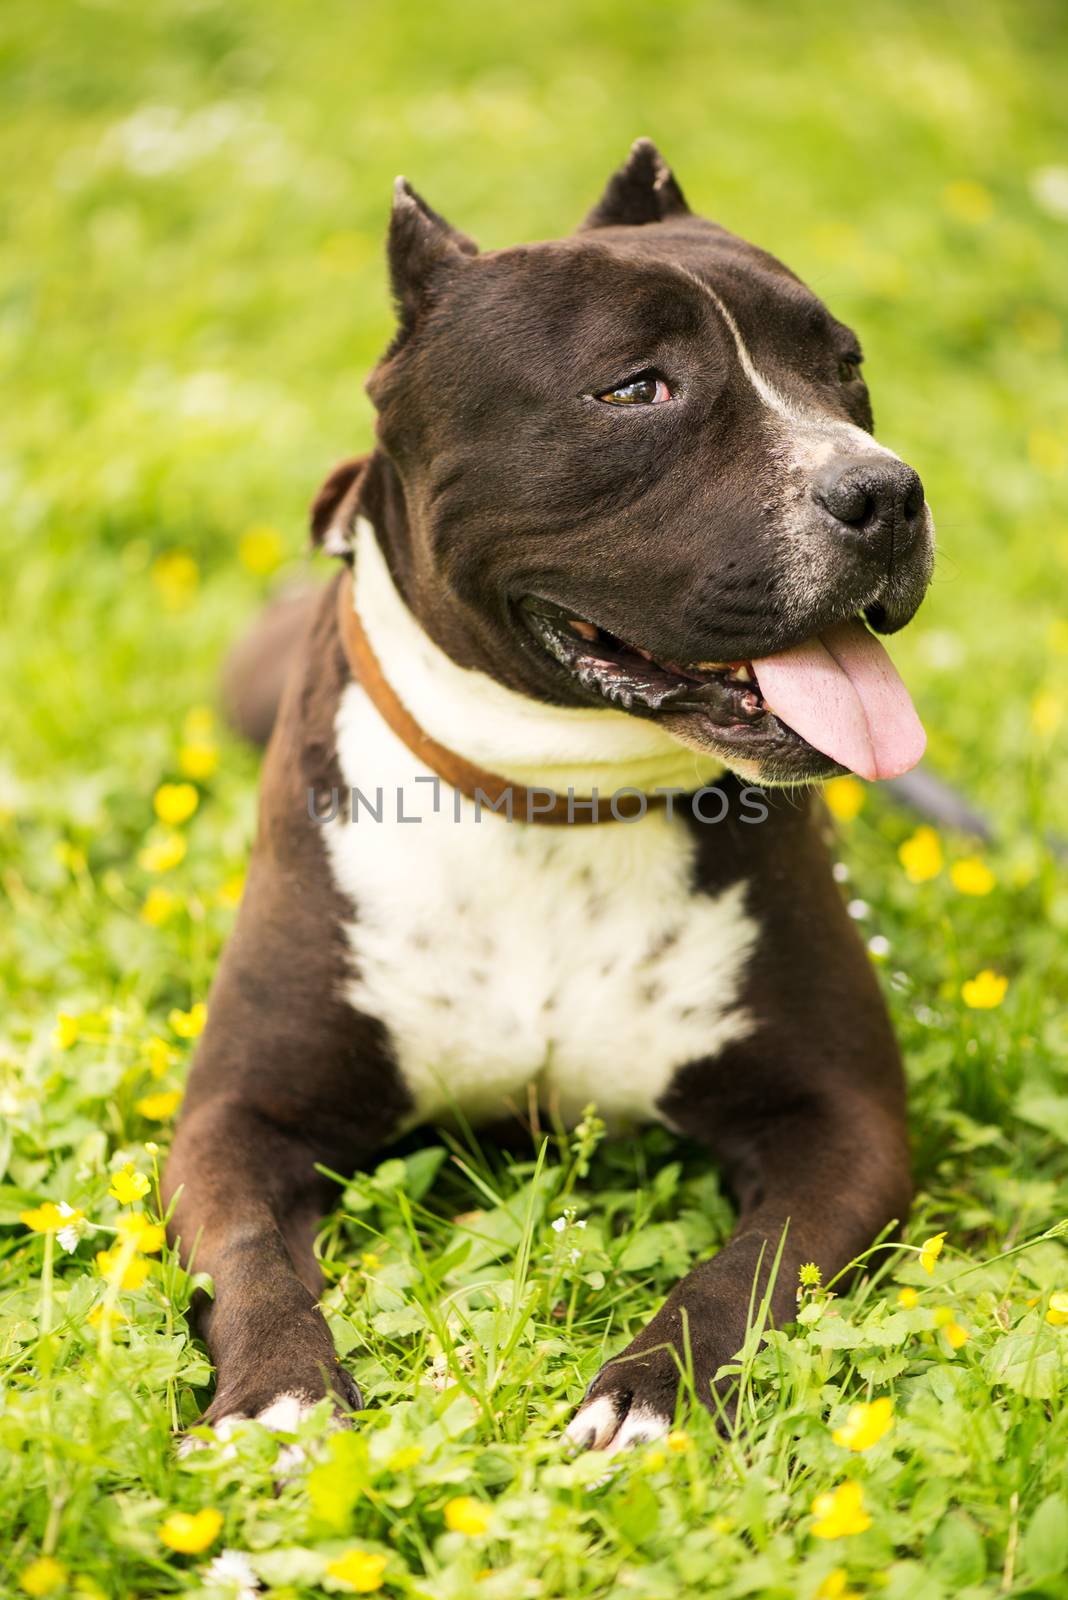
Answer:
[165, 1092, 372, 1432]
[568, 1056, 911, 1454]
[161, 849, 411, 1436]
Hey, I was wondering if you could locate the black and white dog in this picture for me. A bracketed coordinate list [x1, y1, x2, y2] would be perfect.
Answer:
[165, 141, 933, 1456]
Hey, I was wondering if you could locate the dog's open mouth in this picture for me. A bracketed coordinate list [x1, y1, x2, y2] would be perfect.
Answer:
[521, 599, 926, 783]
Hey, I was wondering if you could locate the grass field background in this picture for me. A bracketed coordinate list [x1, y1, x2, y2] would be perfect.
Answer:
[3, 1, 1068, 1595]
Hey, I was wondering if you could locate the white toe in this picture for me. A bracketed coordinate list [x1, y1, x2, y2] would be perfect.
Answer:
[254, 1391, 316, 1432]
[605, 1403, 670, 1456]
[565, 1394, 624, 1452]
[177, 1393, 315, 1461]
[176, 1412, 248, 1458]
[566, 1395, 672, 1458]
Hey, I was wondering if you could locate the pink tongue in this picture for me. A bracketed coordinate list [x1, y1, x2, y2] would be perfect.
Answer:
[751, 620, 925, 781]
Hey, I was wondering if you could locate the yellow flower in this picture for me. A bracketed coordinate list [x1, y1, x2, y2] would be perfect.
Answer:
[143, 1035, 174, 1078]
[138, 832, 187, 873]
[898, 826, 943, 883]
[178, 741, 218, 781]
[325, 1548, 388, 1593]
[152, 551, 199, 611]
[811, 1481, 872, 1540]
[21, 1202, 78, 1235]
[824, 777, 865, 823]
[169, 1003, 207, 1039]
[239, 524, 285, 575]
[942, 178, 993, 224]
[933, 1307, 969, 1348]
[135, 1089, 183, 1121]
[961, 970, 1008, 1010]
[19, 1556, 68, 1596]
[158, 1507, 223, 1554]
[95, 1246, 150, 1290]
[115, 1212, 165, 1253]
[154, 783, 199, 827]
[816, 1570, 860, 1600]
[360, 1251, 381, 1271]
[950, 857, 995, 897]
[444, 1496, 491, 1536]
[1031, 690, 1063, 736]
[919, 1232, 946, 1274]
[52, 840, 86, 873]
[183, 705, 215, 740]
[141, 886, 178, 926]
[87, 1301, 127, 1330]
[667, 1430, 689, 1452]
[896, 1286, 919, 1309]
[53, 1013, 79, 1050]
[109, 1164, 151, 1204]
[831, 1397, 894, 1452]
[1046, 1291, 1068, 1327]
[216, 871, 245, 908]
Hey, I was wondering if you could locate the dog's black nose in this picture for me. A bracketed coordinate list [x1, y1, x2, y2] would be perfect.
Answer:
[812, 454, 926, 560]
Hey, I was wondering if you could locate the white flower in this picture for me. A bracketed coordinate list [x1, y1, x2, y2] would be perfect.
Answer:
[203, 1549, 260, 1597]
[847, 899, 870, 920]
[551, 1216, 566, 1233]
[568, 1248, 582, 1264]
[56, 1201, 85, 1254]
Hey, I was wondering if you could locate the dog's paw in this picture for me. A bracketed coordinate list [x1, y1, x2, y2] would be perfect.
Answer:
[566, 1353, 676, 1456]
[177, 1369, 362, 1463]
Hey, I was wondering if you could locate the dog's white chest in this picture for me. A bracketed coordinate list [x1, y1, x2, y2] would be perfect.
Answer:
[325, 687, 758, 1130]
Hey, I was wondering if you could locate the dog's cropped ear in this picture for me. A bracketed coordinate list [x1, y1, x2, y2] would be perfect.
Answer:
[310, 455, 371, 557]
[580, 138, 690, 229]
[388, 177, 478, 337]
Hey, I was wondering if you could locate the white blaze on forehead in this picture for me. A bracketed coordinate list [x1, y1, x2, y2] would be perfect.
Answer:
[680, 267, 900, 462]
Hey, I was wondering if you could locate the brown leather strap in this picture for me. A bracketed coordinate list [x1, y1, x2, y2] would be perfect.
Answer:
[336, 569, 665, 825]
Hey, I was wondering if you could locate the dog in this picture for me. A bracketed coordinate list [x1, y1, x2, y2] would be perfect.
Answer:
[164, 139, 934, 1456]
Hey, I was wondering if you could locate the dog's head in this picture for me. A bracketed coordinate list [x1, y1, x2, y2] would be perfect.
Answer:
[318, 141, 934, 785]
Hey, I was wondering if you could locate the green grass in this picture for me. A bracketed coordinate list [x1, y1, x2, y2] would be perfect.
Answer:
[3, 0, 1068, 1594]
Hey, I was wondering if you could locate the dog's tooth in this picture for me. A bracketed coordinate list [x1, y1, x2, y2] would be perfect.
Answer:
[729, 664, 754, 683]
[693, 660, 727, 672]
[569, 618, 599, 642]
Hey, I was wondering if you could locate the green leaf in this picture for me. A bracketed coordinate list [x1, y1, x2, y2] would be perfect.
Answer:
[307, 1430, 369, 1534]
[404, 1145, 447, 1202]
[619, 1225, 670, 1271]
[1016, 1094, 1068, 1146]
[985, 1319, 1063, 1399]
[1022, 1494, 1068, 1579]
[613, 1475, 660, 1545]
[372, 1305, 426, 1337]
[372, 1157, 409, 1191]
[929, 1511, 986, 1586]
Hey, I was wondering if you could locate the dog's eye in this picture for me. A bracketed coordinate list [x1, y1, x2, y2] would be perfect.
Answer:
[837, 355, 863, 383]
[596, 370, 672, 406]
